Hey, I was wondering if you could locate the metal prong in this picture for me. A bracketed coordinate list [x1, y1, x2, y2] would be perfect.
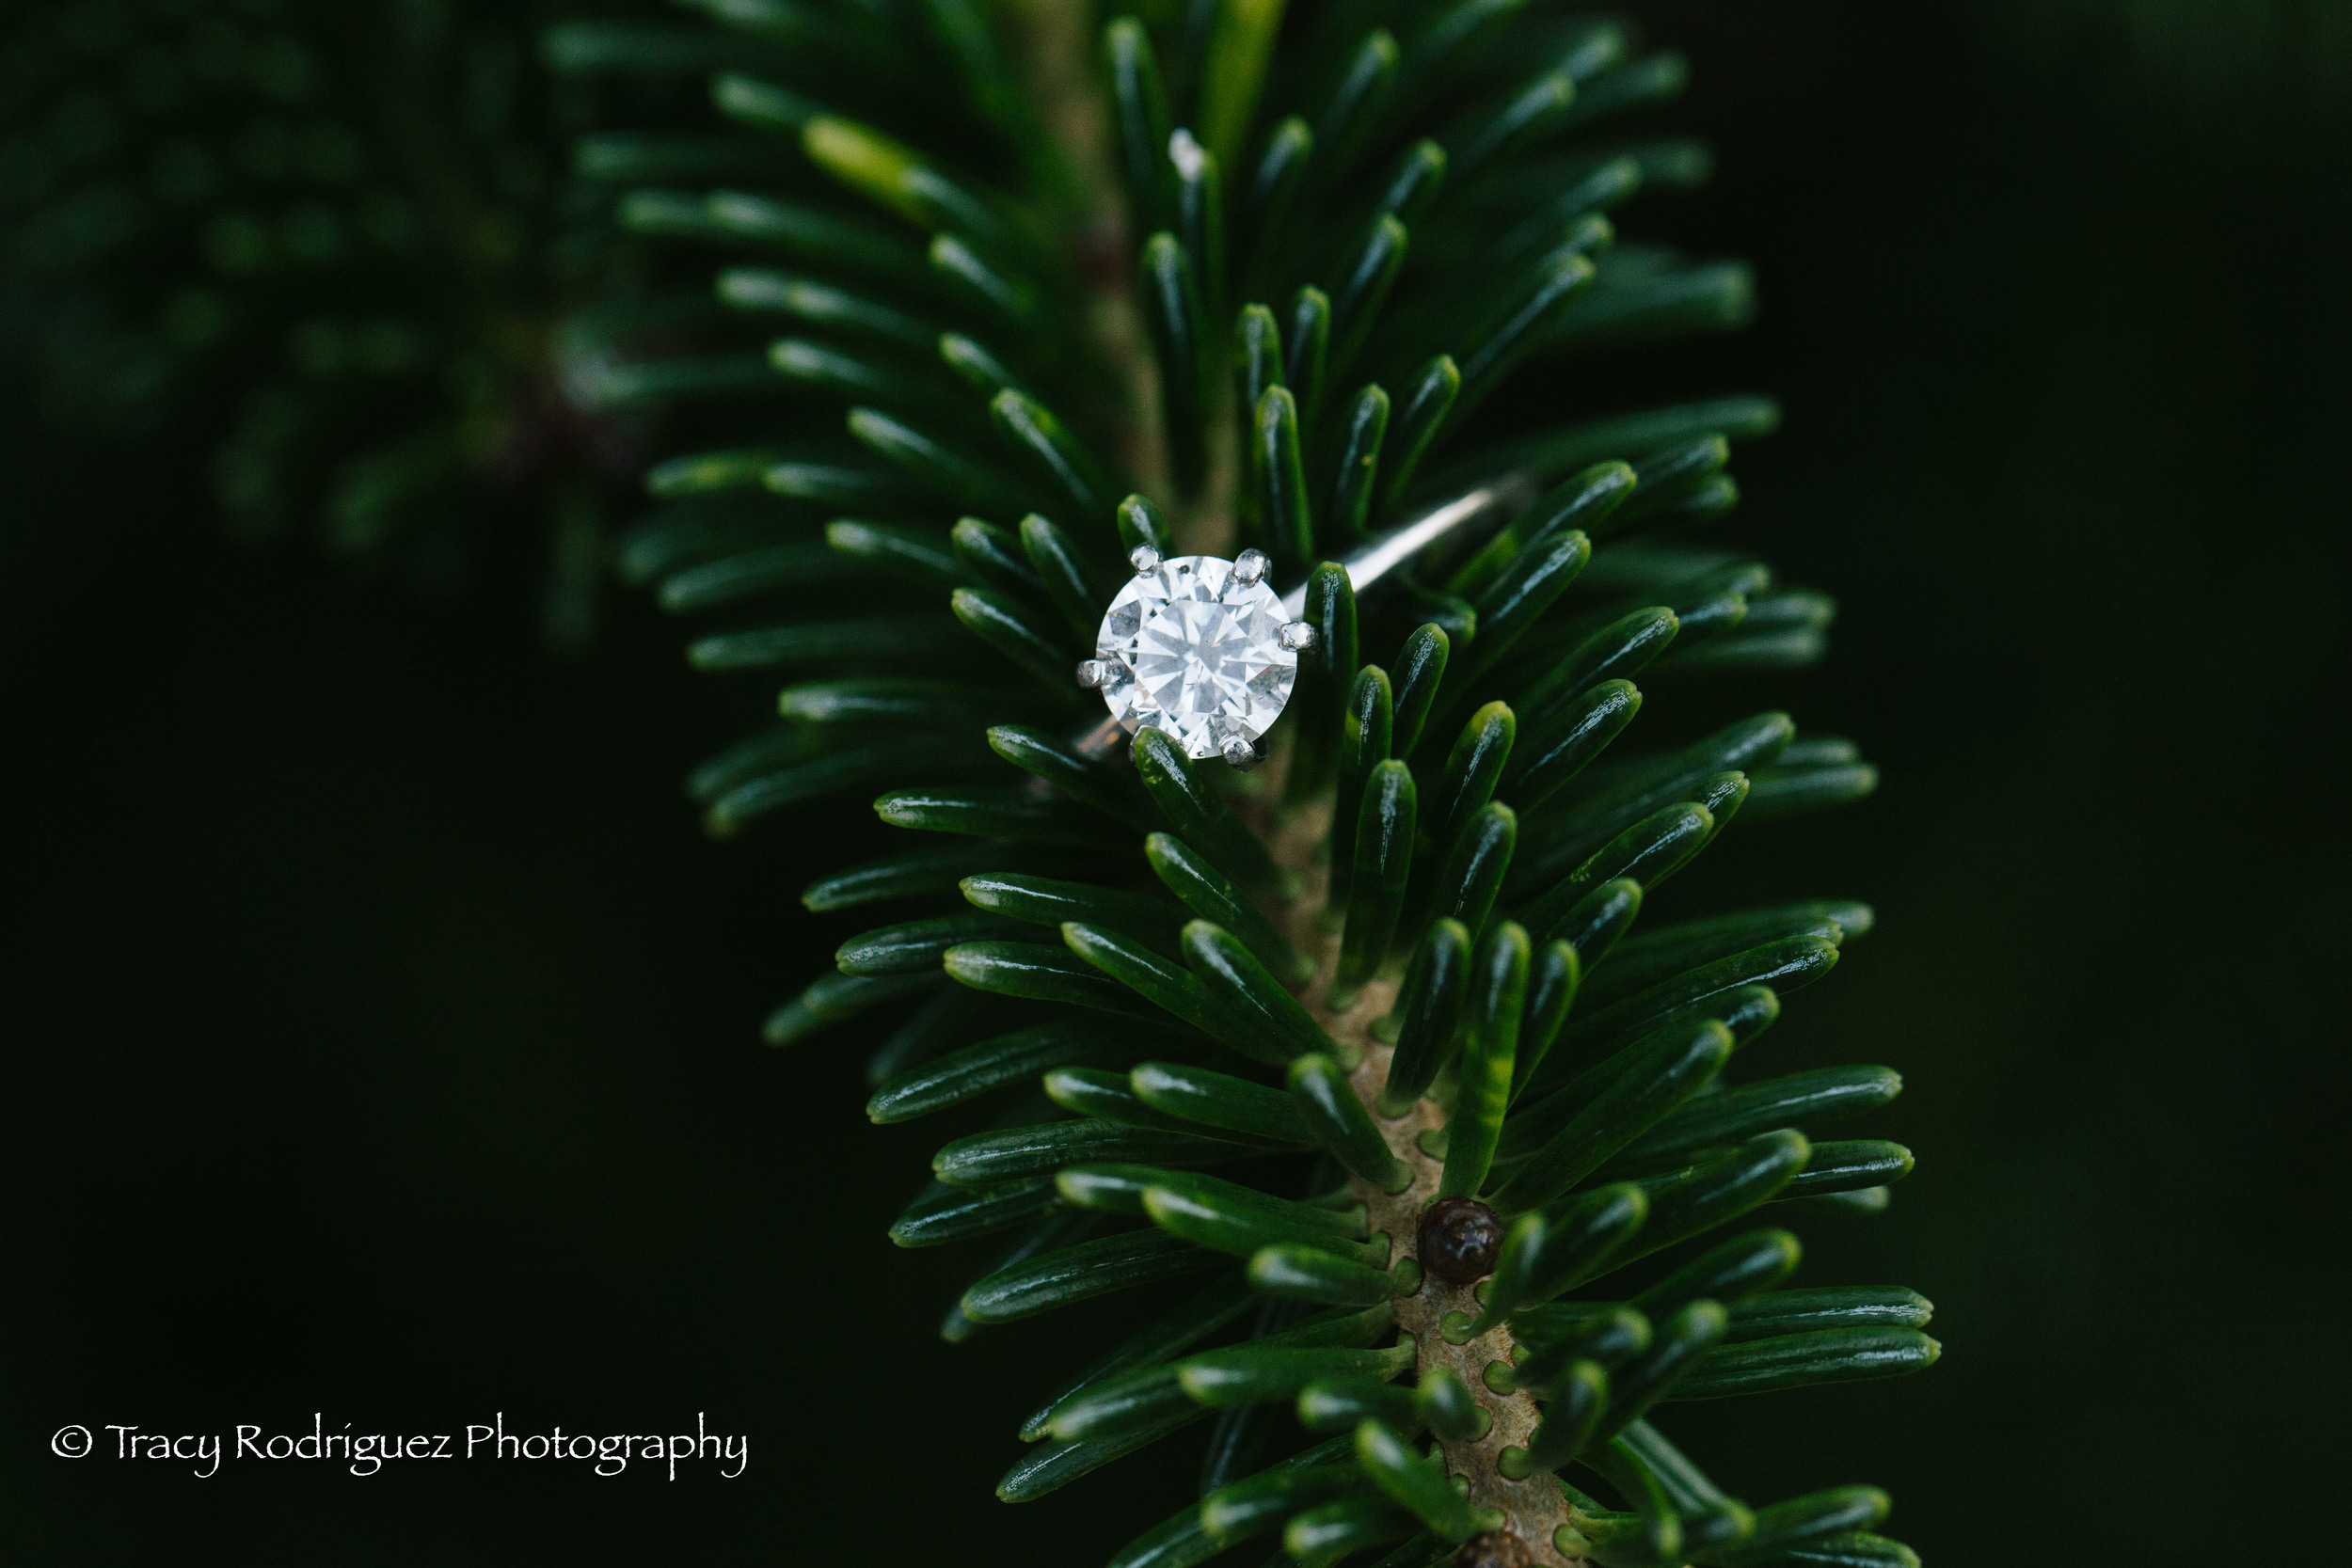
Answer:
[1129, 544, 1163, 575]
[1232, 547, 1270, 586]
[1167, 128, 1208, 181]
[1075, 658, 1110, 689]
[1221, 735, 1265, 771]
[1278, 620, 1317, 652]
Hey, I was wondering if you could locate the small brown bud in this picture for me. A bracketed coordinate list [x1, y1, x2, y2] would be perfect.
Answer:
[1418, 1196, 1504, 1283]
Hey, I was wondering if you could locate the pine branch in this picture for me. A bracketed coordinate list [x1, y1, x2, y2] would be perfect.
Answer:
[581, 0, 1937, 1560]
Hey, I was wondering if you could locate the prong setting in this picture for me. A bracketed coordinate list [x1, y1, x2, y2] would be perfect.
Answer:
[1087, 551, 1302, 761]
[1278, 620, 1317, 652]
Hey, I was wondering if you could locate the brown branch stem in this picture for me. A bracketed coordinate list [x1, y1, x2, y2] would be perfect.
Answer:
[1004, 7, 1565, 1549]
[1259, 804, 1589, 1568]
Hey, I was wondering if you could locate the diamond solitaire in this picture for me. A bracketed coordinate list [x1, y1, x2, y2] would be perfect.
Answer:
[1077, 546, 1316, 768]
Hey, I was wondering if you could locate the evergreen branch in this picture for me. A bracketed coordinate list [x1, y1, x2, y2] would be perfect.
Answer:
[574, 0, 1939, 1559]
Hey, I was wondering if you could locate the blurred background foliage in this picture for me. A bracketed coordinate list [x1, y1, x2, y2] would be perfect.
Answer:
[8, 0, 2344, 1561]
[0, 0, 690, 650]
[1982, 0, 2352, 104]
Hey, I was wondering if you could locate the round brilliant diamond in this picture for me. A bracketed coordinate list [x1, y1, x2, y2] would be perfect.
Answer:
[1092, 555, 1299, 759]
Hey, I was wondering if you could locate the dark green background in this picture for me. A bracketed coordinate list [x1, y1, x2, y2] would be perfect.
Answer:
[11, 2, 2344, 1560]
